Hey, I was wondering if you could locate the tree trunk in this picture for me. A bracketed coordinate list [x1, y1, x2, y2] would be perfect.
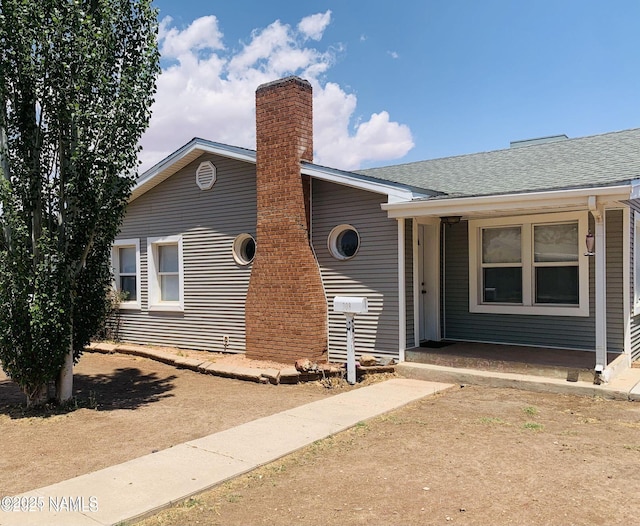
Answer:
[56, 343, 74, 403]
[25, 383, 48, 408]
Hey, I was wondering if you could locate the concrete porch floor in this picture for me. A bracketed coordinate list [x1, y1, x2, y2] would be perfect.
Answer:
[405, 341, 620, 383]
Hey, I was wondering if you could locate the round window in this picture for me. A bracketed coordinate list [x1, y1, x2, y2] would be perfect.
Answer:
[328, 225, 360, 260]
[233, 234, 256, 265]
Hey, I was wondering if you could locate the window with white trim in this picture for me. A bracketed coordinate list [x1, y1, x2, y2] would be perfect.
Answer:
[469, 212, 589, 316]
[634, 211, 640, 315]
[111, 239, 141, 309]
[148, 235, 184, 311]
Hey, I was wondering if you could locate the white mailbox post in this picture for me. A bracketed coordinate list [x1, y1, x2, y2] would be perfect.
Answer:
[333, 296, 368, 385]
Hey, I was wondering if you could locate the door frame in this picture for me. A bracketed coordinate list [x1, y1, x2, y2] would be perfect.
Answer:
[413, 218, 441, 345]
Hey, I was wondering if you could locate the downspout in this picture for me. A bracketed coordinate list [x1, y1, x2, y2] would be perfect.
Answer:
[589, 196, 607, 382]
[398, 218, 406, 361]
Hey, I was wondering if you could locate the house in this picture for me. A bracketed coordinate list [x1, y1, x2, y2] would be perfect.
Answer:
[112, 76, 640, 383]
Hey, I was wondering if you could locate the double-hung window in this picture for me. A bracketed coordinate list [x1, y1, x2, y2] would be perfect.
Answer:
[148, 235, 184, 311]
[469, 212, 589, 316]
[111, 239, 141, 309]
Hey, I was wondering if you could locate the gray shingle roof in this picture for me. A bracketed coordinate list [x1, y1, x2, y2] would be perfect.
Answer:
[358, 128, 640, 199]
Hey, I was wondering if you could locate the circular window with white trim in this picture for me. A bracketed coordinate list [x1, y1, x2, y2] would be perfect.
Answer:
[233, 234, 256, 265]
[328, 224, 360, 260]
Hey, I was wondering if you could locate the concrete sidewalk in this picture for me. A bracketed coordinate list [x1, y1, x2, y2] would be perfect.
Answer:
[397, 361, 640, 401]
[0, 378, 453, 526]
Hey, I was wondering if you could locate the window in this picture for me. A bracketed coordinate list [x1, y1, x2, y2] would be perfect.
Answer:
[148, 236, 184, 311]
[232, 234, 256, 265]
[111, 239, 141, 309]
[469, 212, 589, 316]
[328, 224, 360, 260]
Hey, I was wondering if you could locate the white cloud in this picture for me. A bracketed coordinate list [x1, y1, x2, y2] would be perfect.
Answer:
[297, 11, 332, 41]
[388, 51, 400, 59]
[139, 11, 413, 172]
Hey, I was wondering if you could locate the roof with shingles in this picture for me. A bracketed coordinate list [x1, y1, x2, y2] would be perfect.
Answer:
[358, 128, 640, 199]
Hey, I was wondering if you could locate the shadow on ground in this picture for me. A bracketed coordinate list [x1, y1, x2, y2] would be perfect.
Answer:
[0, 367, 176, 419]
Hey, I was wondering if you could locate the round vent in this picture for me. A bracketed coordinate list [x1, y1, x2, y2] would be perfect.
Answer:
[196, 161, 217, 190]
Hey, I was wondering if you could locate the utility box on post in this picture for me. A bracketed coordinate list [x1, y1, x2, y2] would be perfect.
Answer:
[333, 296, 368, 385]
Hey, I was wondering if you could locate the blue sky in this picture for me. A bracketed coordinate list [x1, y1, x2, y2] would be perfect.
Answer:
[141, 0, 640, 171]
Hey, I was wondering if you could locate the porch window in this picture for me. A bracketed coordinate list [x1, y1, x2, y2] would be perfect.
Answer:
[469, 212, 589, 316]
[481, 226, 522, 303]
[111, 239, 141, 309]
[148, 235, 184, 311]
[533, 222, 579, 304]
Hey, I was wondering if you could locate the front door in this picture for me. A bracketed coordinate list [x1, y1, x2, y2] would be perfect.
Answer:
[418, 223, 440, 343]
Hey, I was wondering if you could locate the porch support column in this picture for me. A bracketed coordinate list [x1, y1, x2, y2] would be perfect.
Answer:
[590, 197, 607, 377]
[398, 218, 406, 361]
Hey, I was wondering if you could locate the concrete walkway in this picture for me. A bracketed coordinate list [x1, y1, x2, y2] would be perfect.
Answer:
[0, 378, 453, 526]
[397, 361, 640, 401]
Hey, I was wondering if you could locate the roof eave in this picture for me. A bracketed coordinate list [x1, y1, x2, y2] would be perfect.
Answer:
[130, 139, 257, 202]
[302, 162, 428, 203]
[381, 184, 636, 219]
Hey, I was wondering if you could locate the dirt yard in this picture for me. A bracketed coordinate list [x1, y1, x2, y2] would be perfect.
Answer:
[135, 384, 640, 526]
[0, 351, 336, 496]
[2, 352, 640, 526]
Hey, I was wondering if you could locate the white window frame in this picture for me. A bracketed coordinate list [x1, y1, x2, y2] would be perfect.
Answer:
[111, 239, 141, 310]
[469, 211, 589, 316]
[147, 235, 184, 312]
[634, 211, 640, 316]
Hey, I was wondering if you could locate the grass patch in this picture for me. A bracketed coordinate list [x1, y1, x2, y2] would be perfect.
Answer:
[523, 406, 538, 416]
[623, 445, 640, 452]
[523, 422, 544, 431]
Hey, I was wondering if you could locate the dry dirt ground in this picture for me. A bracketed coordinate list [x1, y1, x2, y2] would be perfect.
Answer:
[0, 351, 337, 496]
[2, 352, 640, 526]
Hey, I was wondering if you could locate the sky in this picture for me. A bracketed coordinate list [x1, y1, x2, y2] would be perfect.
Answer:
[140, 0, 640, 172]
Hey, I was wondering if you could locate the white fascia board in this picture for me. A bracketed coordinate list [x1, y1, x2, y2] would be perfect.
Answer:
[630, 179, 640, 199]
[301, 164, 422, 202]
[131, 140, 256, 202]
[381, 184, 632, 218]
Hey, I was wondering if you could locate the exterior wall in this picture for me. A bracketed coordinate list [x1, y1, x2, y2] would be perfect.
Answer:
[312, 179, 400, 362]
[115, 153, 256, 353]
[443, 212, 625, 353]
[405, 219, 415, 348]
[245, 76, 328, 363]
[628, 201, 640, 361]
[606, 209, 625, 355]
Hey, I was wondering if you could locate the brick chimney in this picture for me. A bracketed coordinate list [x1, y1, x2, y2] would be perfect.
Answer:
[245, 77, 328, 363]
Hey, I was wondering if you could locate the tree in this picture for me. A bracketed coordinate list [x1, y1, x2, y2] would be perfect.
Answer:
[0, 0, 159, 406]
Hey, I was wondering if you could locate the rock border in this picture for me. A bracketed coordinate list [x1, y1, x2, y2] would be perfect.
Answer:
[87, 342, 395, 385]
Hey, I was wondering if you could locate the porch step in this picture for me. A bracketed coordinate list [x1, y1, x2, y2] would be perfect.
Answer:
[406, 345, 596, 383]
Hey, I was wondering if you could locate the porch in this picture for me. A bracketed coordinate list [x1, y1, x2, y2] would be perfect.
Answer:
[405, 341, 622, 383]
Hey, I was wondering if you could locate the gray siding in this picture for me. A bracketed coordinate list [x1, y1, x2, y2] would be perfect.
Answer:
[443, 211, 625, 353]
[443, 219, 598, 350]
[312, 179, 399, 362]
[606, 209, 624, 354]
[115, 153, 256, 353]
[405, 219, 415, 348]
[629, 201, 640, 361]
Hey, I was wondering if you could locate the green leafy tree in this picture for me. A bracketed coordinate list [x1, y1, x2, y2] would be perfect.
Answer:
[0, 0, 159, 406]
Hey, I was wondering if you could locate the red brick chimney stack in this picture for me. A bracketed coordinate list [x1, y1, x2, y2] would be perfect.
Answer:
[245, 76, 328, 363]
